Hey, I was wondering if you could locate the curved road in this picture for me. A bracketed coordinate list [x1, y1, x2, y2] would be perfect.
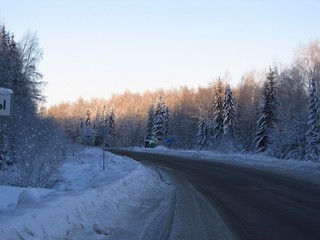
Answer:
[109, 149, 320, 240]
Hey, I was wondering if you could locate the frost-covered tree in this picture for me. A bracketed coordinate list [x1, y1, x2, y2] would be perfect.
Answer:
[82, 110, 93, 144]
[197, 115, 208, 150]
[305, 78, 320, 160]
[162, 105, 171, 138]
[93, 110, 101, 130]
[0, 26, 67, 187]
[268, 68, 308, 159]
[152, 97, 170, 141]
[210, 78, 224, 146]
[223, 84, 236, 138]
[85, 109, 91, 126]
[254, 68, 277, 152]
[235, 71, 260, 152]
[93, 109, 104, 146]
[108, 108, 116, 142]
[145, 105, 154, 140]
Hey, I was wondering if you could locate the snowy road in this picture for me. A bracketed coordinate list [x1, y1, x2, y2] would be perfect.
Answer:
[139, 169, 234, 240]
[109, 149, 320, 240]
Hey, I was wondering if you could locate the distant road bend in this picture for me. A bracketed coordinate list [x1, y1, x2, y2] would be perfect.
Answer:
[108, 149, 320, 240]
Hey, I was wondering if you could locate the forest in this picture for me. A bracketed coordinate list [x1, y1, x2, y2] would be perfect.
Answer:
[47, 39, 320, 161]
[0, 24, 319, 189]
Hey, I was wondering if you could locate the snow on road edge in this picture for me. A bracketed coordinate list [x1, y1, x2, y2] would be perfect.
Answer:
[130, 146, 320, 184]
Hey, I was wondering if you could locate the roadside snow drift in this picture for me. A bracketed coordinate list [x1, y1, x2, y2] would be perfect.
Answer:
[131, 146, 320, 184]
[0, 147, 173, 239]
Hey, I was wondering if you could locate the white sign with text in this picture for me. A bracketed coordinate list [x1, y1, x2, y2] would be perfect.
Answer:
[0, 88, 13, 117]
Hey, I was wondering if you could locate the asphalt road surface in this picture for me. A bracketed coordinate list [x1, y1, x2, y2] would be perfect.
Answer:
[108, 149, 320, 240]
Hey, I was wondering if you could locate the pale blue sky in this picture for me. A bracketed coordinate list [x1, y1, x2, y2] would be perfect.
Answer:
[0, 0, 319, 106]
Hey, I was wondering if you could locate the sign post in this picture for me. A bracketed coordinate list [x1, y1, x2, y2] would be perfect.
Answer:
[0, 88, 13, 117]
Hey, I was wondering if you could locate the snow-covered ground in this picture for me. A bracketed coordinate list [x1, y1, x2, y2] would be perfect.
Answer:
[0, 147, 173, 239]
[1, 146, 319, 239]
[131, 146, 320, 185]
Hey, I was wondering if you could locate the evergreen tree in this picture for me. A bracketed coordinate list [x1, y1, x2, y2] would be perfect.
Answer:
[78, 117, 84, 138]
[197, 115, 208, 150]
[152, 97, 170, 141]
[93, 109, 103, 146]
[162, 105, 171, 138]
[254, 68, 277, 152]
[101, 109, 110, 147]
[305, 78, 320, 160]
[145, 105, 154, 140]
[108, 108, 116, 142]
[83, 110, 93, 143]
[84, 109, 90, 126]
[223, 84, 236, 138]
[210, 78, 224, 146]
[0, 26, 67, 187]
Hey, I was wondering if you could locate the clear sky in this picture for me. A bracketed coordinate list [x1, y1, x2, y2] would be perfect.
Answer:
[0, 0, 319, 107]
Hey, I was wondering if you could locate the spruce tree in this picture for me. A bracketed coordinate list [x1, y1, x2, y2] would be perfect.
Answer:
[162, 105, 171, 138]
[145, 105, 154, 140]
[305, 78, 320, 160]
[85, 109, 91, 126]
[211, 78, 224, 146]
[108, 108, 116, 142]
[254, 68, 277, 152]
[83, 110, 93, 144]
[152, 97, 170, 141]
[223, 84, 236, 138]
[197, 115, 208, 150]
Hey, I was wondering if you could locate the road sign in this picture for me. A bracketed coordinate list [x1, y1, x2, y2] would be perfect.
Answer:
[0, 88, 13, 117]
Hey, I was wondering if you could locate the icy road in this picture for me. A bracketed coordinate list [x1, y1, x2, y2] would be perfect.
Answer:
[109, 149, 320, 240]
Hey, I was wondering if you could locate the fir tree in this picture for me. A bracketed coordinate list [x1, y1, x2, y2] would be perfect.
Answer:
[79, 117, 84, 135]
[210, 78, 224, 146]
[162, 105, 171, 138]
[83, 110, 93, 143]
[254, 68, 277, 152]
[93, 109, 104, 146]
[223, 84, 236, 138]
[305, 78, 320, 160]
[93, 109, 101, 132]
[108, 108, 116, 141]
[145, 105, 154, 140]
[197, 115, 208, 150]
[152, 97, 170, 141]
[85, 110, 91, 126]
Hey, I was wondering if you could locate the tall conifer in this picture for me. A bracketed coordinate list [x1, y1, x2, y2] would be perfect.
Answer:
[305, 78, 320, 160]
[254, 68, 277, 152]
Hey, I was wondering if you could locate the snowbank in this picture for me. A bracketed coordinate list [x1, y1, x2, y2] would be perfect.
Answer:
[0, 147, 171, 239]
[131, 146, 320, 184]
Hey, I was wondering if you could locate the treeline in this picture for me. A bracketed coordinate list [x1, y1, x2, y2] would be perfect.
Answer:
[47, 39, 320, 161]
[0, 26, 68, 187]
